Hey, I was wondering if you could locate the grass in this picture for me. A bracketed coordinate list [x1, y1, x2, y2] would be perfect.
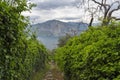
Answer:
[30, 64, 50, 80]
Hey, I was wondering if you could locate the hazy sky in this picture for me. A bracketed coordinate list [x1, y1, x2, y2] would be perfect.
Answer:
[22, 0, 89, 24]
[22, 0, 120, 24]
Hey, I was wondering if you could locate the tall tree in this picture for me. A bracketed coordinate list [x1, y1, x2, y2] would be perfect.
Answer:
[76, 0, 120, 26]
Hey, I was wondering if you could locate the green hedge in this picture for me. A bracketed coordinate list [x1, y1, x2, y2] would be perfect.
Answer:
[0, 1, 47, 80]
[55, 23, 120, 80]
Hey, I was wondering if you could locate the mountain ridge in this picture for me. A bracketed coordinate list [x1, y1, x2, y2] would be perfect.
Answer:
[31, 20, 88, 37]
[30, 20, 88, 50]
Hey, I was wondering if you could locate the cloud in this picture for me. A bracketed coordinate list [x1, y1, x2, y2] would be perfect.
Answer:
[23, 0, 90, 24]
[32, 0, 75, 10]
[23, 0, 120, 24]
[22, 3, 85, 23]
[57, 17, 81, 20]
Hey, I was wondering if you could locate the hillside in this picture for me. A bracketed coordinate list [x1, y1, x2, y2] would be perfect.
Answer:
[31, 20, 88, 37]
[30, 20, 88, 50]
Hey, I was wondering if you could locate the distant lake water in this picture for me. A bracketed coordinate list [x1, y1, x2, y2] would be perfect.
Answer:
[37, 36, 59, 50]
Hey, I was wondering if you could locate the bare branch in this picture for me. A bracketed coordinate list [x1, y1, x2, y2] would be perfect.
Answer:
[110, 1, 120, 7]
[75, 0, 120, 26]
[111, 17, 120, 20]
[115, 18, 120, 20]
[92, 0, 109, 6]
[108, 2, 120, 18]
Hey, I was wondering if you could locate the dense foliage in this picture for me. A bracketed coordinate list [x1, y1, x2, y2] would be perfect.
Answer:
[57, 34, 72, 47]
[0, 1, 47, 80]
[55, 23, 120, 80]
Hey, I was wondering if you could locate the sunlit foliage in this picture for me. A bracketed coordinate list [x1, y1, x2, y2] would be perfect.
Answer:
[0, 1, 47, 80]
[55, 23, 120, 80]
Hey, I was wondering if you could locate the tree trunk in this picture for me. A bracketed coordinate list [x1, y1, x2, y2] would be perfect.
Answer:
[88, 17, 94, 27]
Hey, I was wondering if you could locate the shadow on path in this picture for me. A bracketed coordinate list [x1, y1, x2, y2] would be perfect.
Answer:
[43, 61, 64, 80]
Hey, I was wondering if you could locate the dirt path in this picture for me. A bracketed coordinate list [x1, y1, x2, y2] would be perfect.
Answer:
[43, 61, 64, 80]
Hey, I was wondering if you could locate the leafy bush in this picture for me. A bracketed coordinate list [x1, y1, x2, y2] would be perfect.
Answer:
[0, 1, 47, 80]
[55, 23, 120, 80]
[57, 34, 72, 47]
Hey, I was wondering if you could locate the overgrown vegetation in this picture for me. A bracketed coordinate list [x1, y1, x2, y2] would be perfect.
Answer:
[55, 23, 120, 80]
[0, 1, 47, 80]
[57, 34, 72, 47]
[31, 63, 50, 80]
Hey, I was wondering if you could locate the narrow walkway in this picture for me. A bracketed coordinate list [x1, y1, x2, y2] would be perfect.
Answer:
[43, 61, 64, 80]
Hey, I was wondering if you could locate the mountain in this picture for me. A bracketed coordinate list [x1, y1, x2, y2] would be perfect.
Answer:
[31, 20, 88, 37]
[30, 20, 88, 50]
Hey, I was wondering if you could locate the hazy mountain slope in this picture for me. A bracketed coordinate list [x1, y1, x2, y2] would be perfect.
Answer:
[31, 20, 88, 37]
[30, 20, 88, 50]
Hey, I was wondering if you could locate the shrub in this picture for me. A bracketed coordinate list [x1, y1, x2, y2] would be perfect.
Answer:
[0, 1, 47, 80]
[55, 23, 120, 80]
